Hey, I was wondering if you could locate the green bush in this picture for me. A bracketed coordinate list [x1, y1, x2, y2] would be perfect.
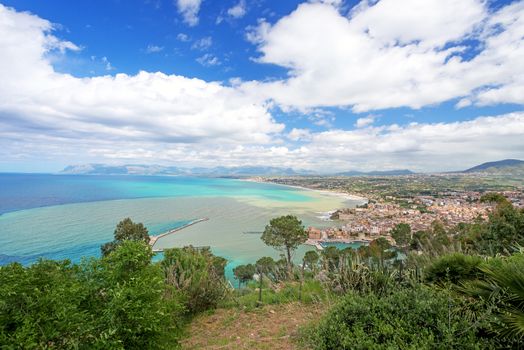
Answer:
[84, 241, 174, 349]
[0, 241, 180, 349]
[307, 286, 494, 349]
[0, 260, 91, 348]
[162, 246, 229, 314]
[425, 253, 483, 284]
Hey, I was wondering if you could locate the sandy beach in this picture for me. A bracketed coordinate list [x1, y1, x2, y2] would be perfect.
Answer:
[243, 177, 368, 203]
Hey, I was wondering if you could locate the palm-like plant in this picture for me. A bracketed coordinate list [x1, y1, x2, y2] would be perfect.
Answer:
[466, 253, 524, 339]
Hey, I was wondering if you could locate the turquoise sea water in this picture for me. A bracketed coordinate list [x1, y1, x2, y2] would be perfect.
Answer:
[0, 174, 362, 281]
[319, 241, 365, 250]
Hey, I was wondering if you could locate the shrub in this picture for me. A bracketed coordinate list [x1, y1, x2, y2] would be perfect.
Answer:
[162, 246, 229, 314]
[425, 253, 483, 285]
[466, 252, 524, 343]
[87, 241, 172, 349]
[0, 260, 91, 348]
[307, 286, 495, 349]
[0, 241, 177, 349]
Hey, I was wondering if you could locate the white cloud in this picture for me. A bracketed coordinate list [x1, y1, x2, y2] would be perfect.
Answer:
[464, 1, 524, 106]
[1, 2, 524, 173]
[0, 4, 283, 160]
[146, 44, 164, 53]
[191, 36, 212, 50]
[196, 53, 220, 66]
[307, 109, 335, 127]
[355, 115, 375, 128]
[288, 128, 311, 141]
[243, 0, 524, 112]
[176, 0, 202, 26]
[228, 0, 246, 19]
[100, 56, 114, 71]
[245, 19, 271, 44]
[176, 33, 190, 42]
[301, 112, 524, 172]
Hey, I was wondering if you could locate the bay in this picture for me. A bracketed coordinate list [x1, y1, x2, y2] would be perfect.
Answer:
[0, 174, 362, 280]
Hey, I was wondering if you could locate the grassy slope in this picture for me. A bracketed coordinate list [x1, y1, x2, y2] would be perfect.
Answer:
[181, 302, 327, 350]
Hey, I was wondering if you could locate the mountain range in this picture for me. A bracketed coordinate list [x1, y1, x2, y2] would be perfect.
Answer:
[61, 159, 524, 177]
[60, 164, 309, 176]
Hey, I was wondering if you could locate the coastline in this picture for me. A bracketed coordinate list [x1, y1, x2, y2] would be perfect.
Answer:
[243, 177, 368, 203]
[304, 238, 371, 251]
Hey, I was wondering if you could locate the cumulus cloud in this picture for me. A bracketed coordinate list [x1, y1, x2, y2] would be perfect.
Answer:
[355, 115, 375, 128]
[301, 112, 524, 172]
[176, 0, 202, 26]
[288, 128, 312, 141]
[1, 2, 524, 172]
[140, 112, 522, 173]
[243, 0, 524, 111]
[191, 36, 212, 50]
[176, 33, 190, 42]
[0, 4, 283, 155]
[228, 0, 246, 19]
[196, 53, 220, 66]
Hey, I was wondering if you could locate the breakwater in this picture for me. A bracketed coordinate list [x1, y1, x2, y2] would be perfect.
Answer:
[150, 217, 209, 251]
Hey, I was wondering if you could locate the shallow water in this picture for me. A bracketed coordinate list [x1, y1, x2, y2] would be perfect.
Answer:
[319, 241, 365, 250]
[0, 174, 363, 279]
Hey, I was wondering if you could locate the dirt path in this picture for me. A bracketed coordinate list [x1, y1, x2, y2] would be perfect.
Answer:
[181, 302, 327, 350]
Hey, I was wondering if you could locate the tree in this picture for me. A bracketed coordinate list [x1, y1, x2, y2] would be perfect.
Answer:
[261, 215, 307, 272]
[233, 264, 255, 288]
[480, 201, 524, 255]
[410, 230, 430, 250]
[321, 246, 340, 272]
[101, 218, 150, 256]
[303, 250, 320, 271]
[369, 237, 396, 267]
[255, 257, 275, 305]
[480, 192, 509, 205]
[391, 223, 411, 249]
[256, 257, 276, 278]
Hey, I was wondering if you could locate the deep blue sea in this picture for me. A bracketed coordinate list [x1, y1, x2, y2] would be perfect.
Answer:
[0, 173, 357, 281]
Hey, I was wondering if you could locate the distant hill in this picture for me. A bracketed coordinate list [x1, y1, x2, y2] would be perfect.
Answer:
[336, 169, 414, 176]
[463, 159, 524, 174]
[61, 164, 418, 177]
[61, 164, 184, 176]
[60, 164, 311, 176]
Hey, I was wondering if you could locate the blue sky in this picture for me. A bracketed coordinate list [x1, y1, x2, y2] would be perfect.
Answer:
[0, 0, 523, 172]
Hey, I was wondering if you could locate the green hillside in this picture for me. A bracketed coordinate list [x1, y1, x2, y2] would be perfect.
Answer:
[464, 159, 524, 175]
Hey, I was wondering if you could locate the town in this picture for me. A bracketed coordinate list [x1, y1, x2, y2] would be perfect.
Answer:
[253, 175, 524, 245]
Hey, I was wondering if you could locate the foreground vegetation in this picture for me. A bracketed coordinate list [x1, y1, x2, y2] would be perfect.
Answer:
[1, 193, 524, 349]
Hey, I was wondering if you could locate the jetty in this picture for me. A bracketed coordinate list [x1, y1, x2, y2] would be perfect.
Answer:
[150, 217, 209, 252]
[305, 239, 324, 251]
